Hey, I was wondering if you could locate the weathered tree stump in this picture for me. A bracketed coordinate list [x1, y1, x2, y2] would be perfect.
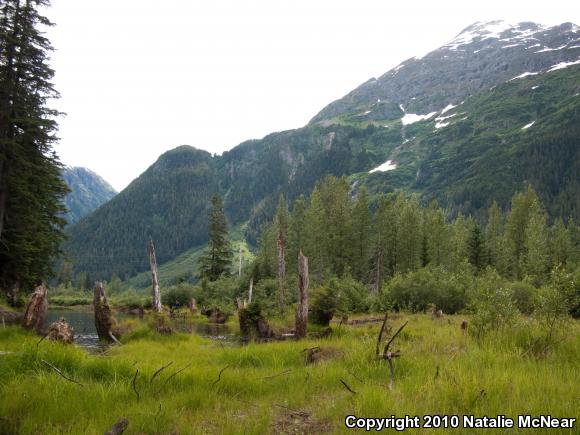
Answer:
[147, 238, 163, 313]
[295, 251, 309, 339]
[201, 307, 230, 324]
[22, 283, 48, 333]
[47, 318, 74, 344]
[239, 303, 275, 340]
[93, 281, 119, 343]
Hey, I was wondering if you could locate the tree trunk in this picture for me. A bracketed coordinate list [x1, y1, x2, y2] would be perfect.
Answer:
[22, 283, 48, 333]
[147, 238, 162, 312]
[238, 246, 242, 277]
[295, 251, 309, 339]
[277, 232, 286, 311]
[372, 251, 383, 294]
[93, 281, 117, 342]
[248, 276, 253, 304]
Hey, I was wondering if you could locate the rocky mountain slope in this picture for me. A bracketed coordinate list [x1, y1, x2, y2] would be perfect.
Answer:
[61, 167, 117, 224]
[64, 21, 580, 281]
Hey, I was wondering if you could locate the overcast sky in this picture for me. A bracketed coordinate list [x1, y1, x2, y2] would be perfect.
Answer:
[44, 0, 579, 191]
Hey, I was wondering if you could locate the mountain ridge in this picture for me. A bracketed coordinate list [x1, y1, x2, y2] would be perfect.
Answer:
[61, 167, 117, 224]
[64, 20, 580, 282]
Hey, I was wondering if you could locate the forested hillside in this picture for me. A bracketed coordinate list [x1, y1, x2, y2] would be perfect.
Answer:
[64, 21, 580, 283]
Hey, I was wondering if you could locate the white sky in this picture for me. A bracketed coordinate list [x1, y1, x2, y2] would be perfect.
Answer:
[44, 0, 580, 191]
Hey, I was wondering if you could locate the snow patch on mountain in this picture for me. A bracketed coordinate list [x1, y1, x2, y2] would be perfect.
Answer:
[369, 160, 397, 173]
[547, 59, 580, 72]
[509, 71, 539, 81]
[522, 121, 535, 130]
[401, 112, 437, 125]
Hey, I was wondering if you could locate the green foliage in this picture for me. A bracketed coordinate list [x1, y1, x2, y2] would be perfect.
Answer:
[470, 269, 519, 337]
[161, 283, 195, 308]
[384, 266, 471, 314]
[327, 276, 373, 313]
[0, 0, 68, 295]
[508, 281, 536, 315]
[198, 193, 233, 281]
[309, 286, 338, 326]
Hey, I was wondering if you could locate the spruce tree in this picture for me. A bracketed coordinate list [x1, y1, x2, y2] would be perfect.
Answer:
[198, 193, 232, 281]
[0, 0, 68, 295]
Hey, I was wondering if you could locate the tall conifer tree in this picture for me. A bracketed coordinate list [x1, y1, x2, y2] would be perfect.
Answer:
[0, 0, 68, 296]
[198, 194, 232, 281]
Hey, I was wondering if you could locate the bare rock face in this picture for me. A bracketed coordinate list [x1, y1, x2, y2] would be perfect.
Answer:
[22, 283, 48, 333]
[47, 318, 74, 344]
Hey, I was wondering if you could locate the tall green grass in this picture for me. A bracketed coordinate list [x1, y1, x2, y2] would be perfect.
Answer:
[0, 314, 578, 434]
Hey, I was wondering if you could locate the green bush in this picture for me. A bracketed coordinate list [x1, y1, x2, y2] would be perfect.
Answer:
[327, 276, 372, 313]
[162, 284, 195, 308]
[384, 266, 471, 314]
[469, 269, 518, 337]
[509, 281, 536, 314]
[309, 286, 338, 326]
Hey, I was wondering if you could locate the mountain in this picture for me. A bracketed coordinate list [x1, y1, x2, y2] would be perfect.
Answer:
[65, 20, 580, 282]
[61, 167, 117, 224]
[312, 21, 579, 123]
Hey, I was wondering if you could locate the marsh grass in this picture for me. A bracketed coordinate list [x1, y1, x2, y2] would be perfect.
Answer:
[0, 314, 578, 434]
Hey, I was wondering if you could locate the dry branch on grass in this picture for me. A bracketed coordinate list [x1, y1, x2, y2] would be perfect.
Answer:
[150, 361, 174, 384]
[377, 319, 408, 390]
[40, 360, 83, 386]
[212, 365, 231, 387]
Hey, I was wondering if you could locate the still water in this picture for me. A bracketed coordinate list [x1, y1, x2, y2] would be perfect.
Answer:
[44, 308, 234, 351]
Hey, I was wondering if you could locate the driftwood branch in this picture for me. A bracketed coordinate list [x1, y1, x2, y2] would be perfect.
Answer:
[381, 320, 408, 390]
[339, 379, 357, 395]
[150, 361, 174, 384]
[375, 312, 389, 356]
[384, 321, 408, 353]
[155, 362, 193, 394]
[212, 365, 231, 387]
[131, 369, 140, 401]
[41, 359, 83, 386]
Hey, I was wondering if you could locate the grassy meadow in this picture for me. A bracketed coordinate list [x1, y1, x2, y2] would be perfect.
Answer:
[0, 312, 578, 434]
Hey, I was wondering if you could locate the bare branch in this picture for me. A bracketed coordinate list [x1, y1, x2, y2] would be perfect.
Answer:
[41, 359, 83, 386]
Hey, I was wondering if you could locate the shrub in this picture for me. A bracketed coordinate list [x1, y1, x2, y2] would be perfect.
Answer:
[509, 281, 536, 314]
[162, 284, 195, 308]
[384, 266, 470, 314]
[327, 276, 371, 313]
[469, 269, 518, 337]
[309, 286, 338, 326]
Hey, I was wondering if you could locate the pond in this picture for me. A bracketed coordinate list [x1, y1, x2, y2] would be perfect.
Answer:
[44, 308, 235, 351]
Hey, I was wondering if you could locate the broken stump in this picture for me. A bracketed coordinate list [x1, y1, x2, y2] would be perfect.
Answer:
[47, 318, 74, 344]
[22, 283, 48, 333]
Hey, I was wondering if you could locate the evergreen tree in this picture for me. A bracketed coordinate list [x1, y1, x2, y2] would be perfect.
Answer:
[467, 224, 485, 272]
[198, 193, 232, 281]
[351, 186, 371, 282]
[550, 218, 571, 268]
[485, 201, 511, 276]
[0, 0, 68, 295]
